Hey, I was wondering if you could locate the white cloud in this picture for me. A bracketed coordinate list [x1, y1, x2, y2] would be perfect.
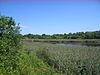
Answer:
[20, 25, 29, 29]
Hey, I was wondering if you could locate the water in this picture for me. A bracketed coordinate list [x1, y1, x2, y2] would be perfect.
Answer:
[56, 43, 100, 48]
[56, 43, 81, 46]
[29, 40, 100, 47]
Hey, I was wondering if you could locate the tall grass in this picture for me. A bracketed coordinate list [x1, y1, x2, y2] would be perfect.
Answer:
[18, 49, 59, 75]
[24, 41, 100, 75]
[1, 44, 62, 75]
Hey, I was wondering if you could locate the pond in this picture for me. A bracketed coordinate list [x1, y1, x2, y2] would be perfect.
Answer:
[56, 43, 100, 48]
[25, 39, 100, 47]
[56, 43, 81, 46]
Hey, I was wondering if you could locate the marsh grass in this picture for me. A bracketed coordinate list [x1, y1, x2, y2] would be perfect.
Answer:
[17, 48, 62, 75]
[24, 40, 100, 75]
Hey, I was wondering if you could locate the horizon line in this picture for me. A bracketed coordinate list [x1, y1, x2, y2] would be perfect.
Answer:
[21, 30, 100, 35]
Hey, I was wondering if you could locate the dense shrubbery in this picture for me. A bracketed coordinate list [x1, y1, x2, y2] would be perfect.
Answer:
[23, 30, 100, 39]
[0, 16, 22, 74]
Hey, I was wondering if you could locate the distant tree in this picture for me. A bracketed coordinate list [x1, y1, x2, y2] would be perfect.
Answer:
[94, 31, 100, 39]
[42, 34, 46, 36]
[24, 33, 34, 39]
[51, 35, 57, 39]
[85, 32, 94, 39]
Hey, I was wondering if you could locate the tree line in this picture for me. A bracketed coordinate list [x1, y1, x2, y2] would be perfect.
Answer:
[23, 30, 100, 39]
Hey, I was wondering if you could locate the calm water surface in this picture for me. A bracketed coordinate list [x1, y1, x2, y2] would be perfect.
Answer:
[56, 43, 100, 48]
[56, 43, 81, 46]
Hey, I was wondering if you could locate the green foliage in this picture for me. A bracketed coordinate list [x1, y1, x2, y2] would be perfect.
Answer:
[23, 30, 100, 39]
[0, 16, 21, 74]
[18, 49, 61, 75]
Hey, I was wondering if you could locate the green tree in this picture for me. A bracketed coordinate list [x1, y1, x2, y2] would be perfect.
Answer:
[0, 16, 21, 74]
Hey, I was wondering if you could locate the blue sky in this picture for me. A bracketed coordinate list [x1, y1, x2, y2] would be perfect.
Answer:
[0, 2, 100, 34]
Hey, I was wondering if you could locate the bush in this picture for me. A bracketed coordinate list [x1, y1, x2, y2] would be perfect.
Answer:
[0, 16, 22, 74]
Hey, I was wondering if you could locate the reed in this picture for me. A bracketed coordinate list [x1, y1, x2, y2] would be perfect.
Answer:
[24, 41, 100, 75]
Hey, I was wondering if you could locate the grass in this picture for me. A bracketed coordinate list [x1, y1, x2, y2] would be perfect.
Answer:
[18, 49, 60, 75]
[23, 40, 100, 75]
[0, 42, 63, 75]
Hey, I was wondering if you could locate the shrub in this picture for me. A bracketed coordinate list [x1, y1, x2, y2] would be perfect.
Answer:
[0, 16, 22, 74]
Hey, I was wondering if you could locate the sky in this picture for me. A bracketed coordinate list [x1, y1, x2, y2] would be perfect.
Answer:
[0, 1, 100, 34]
